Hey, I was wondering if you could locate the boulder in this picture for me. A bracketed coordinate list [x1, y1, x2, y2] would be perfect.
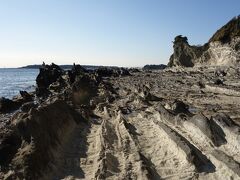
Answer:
[171, 100, 190, 114]
[0, 91, 34, 113]
[19, 91, 33, 102]
[214, 69, 227, 77]
[214, 79, 224, 85]
[0, 98, 21, 113]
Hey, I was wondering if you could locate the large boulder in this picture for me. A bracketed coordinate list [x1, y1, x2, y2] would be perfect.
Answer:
[168, 16, 240, 67]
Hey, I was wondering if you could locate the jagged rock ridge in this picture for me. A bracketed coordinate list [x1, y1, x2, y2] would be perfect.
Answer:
[0, 63, 131, 179]
[169, 15, 240, 67]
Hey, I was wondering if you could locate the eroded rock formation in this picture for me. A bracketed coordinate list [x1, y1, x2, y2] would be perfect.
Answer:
[169, 16, 240, 67]
[1, 100, 85, 179]
[0, 16, 240, 179]
[0, 91, 33, 113]
[0, 63, 131, 179]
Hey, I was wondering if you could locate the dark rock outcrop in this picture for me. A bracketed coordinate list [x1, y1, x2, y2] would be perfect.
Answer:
[128, 68, 141, 73]
[19, 91, 33, 102]
[95, 67, 130, 78]
[0, 98, 20, 113]
[0, 100, 86, 179]
[68, 64, 88, 83]
[71, 74, 99, 105]
[171, 100, 190, 114]
[212, 113, 239, 128]
[0, 130, 21, 167]
[36, 63, 63, 97]
[143, 64, 167, 70]
[20, 102, 37, 112]
[213, 78, 224, 85]
[0, 92, 33, 113]
[168, 35, 209, 67]
[168, 16, 240, 67]
[95, 67, 114, 77]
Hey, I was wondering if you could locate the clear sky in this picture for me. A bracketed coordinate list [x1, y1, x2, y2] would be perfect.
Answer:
[0, 0, 239, 67]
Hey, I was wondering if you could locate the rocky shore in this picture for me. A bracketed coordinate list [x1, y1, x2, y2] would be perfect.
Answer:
[0, 63, 133, 179]
[0, 16, 240, 179]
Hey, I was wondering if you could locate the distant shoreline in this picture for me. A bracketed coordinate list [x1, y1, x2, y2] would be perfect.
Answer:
[19, 64, 119, 70]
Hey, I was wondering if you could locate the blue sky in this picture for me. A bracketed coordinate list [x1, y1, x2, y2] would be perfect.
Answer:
[0, 0, 239, 67]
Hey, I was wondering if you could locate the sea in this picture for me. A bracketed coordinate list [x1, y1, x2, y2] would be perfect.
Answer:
[0, 68, 39, 99]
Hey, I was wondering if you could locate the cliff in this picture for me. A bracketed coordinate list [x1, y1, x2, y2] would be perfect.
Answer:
[168, 16, 240, 67]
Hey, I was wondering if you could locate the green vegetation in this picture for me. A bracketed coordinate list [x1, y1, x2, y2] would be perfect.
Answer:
[209, 15, 240, 43]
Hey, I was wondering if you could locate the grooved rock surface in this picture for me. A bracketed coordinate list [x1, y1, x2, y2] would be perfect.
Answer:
[1, 65, 240, 179]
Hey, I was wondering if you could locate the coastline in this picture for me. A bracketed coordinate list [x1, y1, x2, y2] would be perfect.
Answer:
[0, 16, 239, 179]
[1, 64, 240, 179]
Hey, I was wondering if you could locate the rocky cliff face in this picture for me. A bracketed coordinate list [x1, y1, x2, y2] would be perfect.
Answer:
[168, 16, 240, 67]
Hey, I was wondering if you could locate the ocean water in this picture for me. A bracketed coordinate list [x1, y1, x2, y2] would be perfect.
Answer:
[0, 68, 39, 99]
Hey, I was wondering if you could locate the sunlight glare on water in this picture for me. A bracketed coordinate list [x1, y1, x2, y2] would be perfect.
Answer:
[0, 68, 39, 98]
